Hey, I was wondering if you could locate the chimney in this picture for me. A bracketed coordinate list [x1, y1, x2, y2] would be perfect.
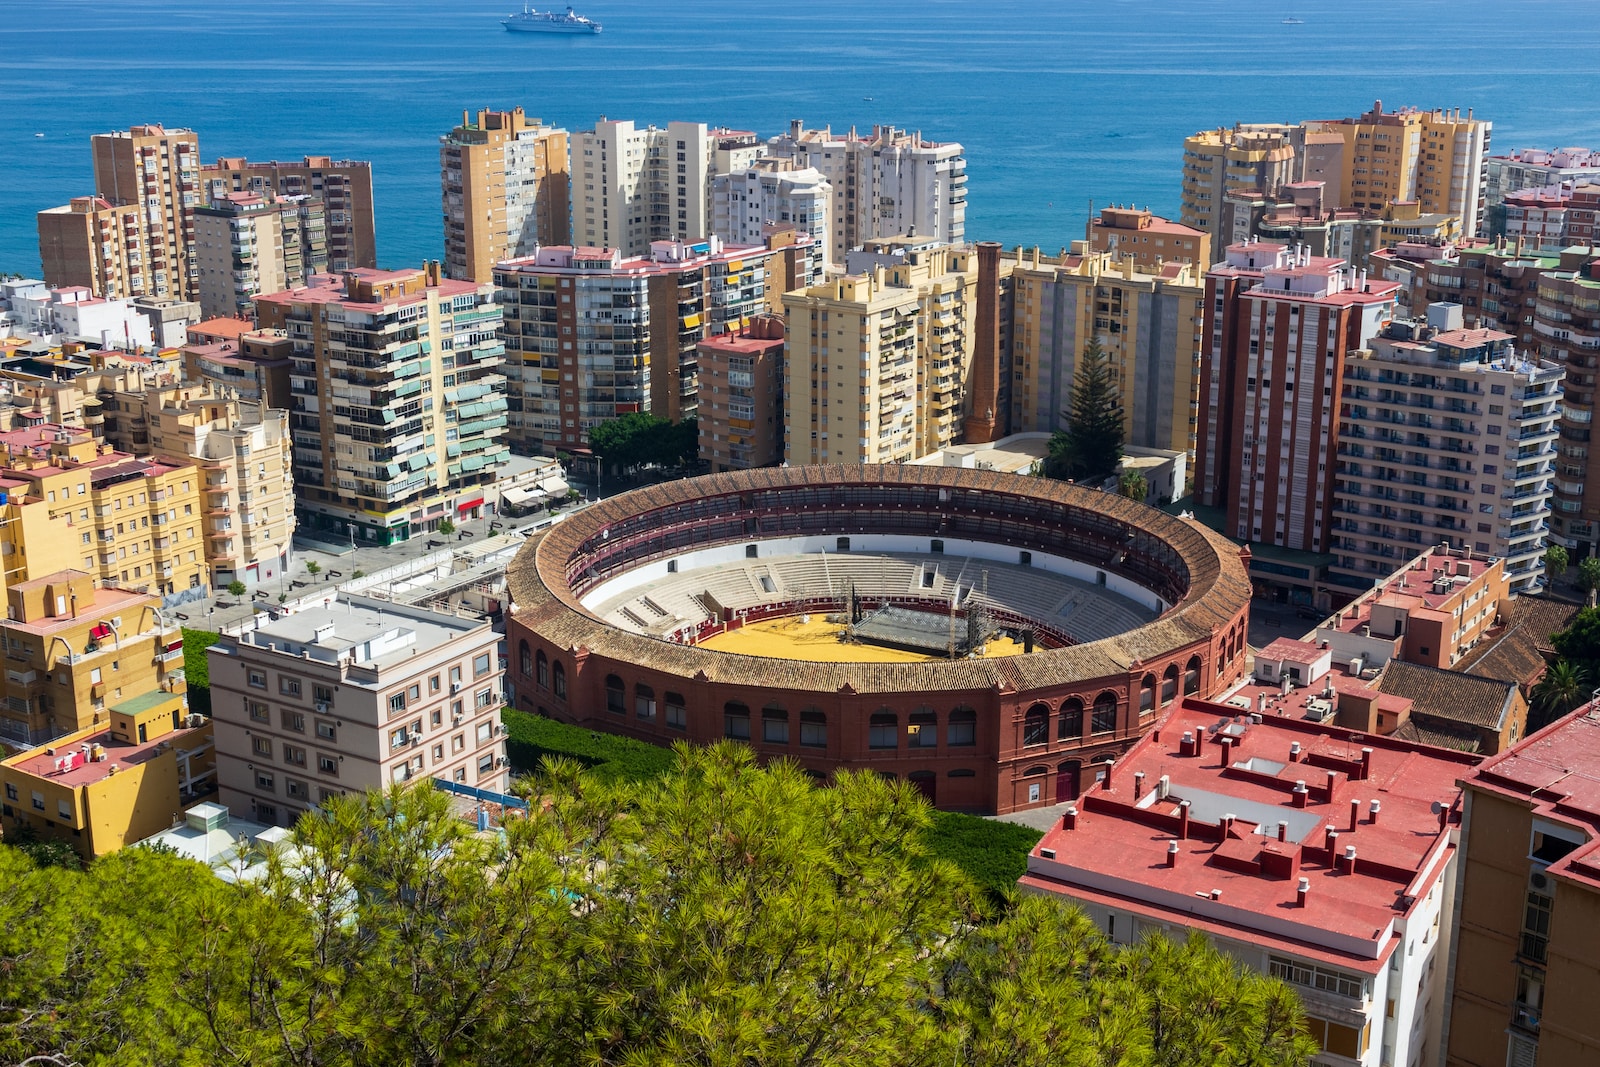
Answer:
[1360, 747, 1373, 781]
[1209, 889, 1222, 901]
[1178, 800, 1191, 840]
[1292, 780, 1309, 808]
[1180, 730, 1198, 757]
[1219, 734, 1234, 767]
[1296, 876, 1310, 907]
[1062, 804, 1079, 831]
[1325, 827, 1340, 853]
[1222, 813, 1236, 839]
[1277, 820, 1289, 843]
[1339, 845, 1358, 876]
[1437, 802, 1448, 833]
[1369, 799, 1381, 825]
[1167, 840, 1180, 868]
[1102, 759, 1115, 792]
[1325, 769, 1338, 799]
[1134, 771, 1146, 801]
[1289, 741, 1302, 763]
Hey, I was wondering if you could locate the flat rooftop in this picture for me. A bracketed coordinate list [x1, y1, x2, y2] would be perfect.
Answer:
[6, 721, 200, 789]
[234, 594, 489, 675]
[1023, 698, 1476, 969]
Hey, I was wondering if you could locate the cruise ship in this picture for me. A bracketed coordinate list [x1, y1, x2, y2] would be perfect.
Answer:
[502, 6, 602, 34]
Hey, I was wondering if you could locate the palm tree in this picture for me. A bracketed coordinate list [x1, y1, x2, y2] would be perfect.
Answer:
[1532, 659, 1592, 732]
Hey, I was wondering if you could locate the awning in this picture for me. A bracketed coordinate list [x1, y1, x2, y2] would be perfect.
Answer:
[501, 487, 541, 507]
[457, 497, 484, 512]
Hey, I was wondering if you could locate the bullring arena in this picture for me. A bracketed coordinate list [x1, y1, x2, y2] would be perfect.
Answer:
[504, 465, 1253, 813]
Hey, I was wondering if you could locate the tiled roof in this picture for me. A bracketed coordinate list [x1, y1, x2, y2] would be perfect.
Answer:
[1391, 718, 1483, 754]
[1456, 595, 1576, 687]
[1376, 660, 1514, 730]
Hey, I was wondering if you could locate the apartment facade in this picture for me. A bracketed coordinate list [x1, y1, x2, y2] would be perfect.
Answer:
[1021, 695, 1476, 1067]
[440, 107, 571, 282]
[0, 425, 208, 598]
[1334, 304, 1562, 592]
[182, 328, 293, 409]
[207, 596, 508, 826]
[1086, 206, 1211, 271]
[769, 121, 967, 267]
[103, 383, 295, 590]
[1485, 147, 1600, 213]
[1, 692, 209, 859]
[37, 197, 150, 301]
[1007, 244, 1205, 461]
[1534, 252, 1600, 556]
[1179, 123, 1299, 259]
[1195, 239, 1399, 555]
[697, 314, 785, 472]
[193, 192, 328, 319]
[254, 266, 508, 545]
[0, 570, 186, 746]
[710, 160, 833, 270]
[495, 237, 774, 453]
[202, 156, 376, 270]
[88, 124, 202, 300]
[571, 119, 713, 256]
[1447, 705, 1600, 1067]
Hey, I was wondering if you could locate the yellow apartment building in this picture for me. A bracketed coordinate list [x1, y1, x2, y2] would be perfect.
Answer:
[1179, 124, 1299, 258]
[440, 107, 570, 282]
[0, 570, 185, 746]
[1, 690, 211, 859]
[0, 424, 208, 596]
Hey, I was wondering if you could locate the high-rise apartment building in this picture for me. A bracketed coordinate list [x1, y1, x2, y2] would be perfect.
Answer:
[710, 160, 832, 270]
[207, 595, 508, 827]
[182, 326, 293, 409]
[192, 192, 332, 319]
[1332, 303, 1563, 593]
[1179, 124, 1299, 259]
[102, 383, 296, 590]
[1007, 244, 1205, 461]
[697, 314, 785, 473]
[0, 424, 208, 597]
[783, 241, 978, 465]
[570, 119, 713, 255]
[1086, 206, 1211, 271]
[1447, 703, 1600, 1067]
[88, 124, 202, 300]
[769, 122, 967, 266]
[202, 156, 376, 270]
[495, 237, 774, 453]
[1485, 146, 1600, 215]
[440, 107, 571, 282]
[36, 197, 150, 301]
[1194, 239, 1399, 554]
[1534, 249, 1600, 556]
[254, 265, 507, 545]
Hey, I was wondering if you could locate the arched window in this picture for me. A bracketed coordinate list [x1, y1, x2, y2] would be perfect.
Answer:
[908, 769, 936, 802]
[909, 705, 938, 749]
[604, 674, 625, 714]
[518, 640, 532, 678]
[1091, 691, 1118, 734]
[1161, 664, 1179, 708]
[1184, 654, 1202, 696]
[1058, 698, 1084, 742]
[947, 705, 977, 747]
[1023, 703, 1049, 747]
[1023, 764, 1049, 777]
[552, 661, 566, 699]
[800, 707, 827, 748]
[803, 768, 828, 783]
[635, 683, 656, 722]
[869, 709, 898, 750]
[724, 701, 751, 740]
[1138, 673, 1156, 714]
[762, 703, 789, 745]
[536, 649, 549, 690]
[665, 691, 687, 730]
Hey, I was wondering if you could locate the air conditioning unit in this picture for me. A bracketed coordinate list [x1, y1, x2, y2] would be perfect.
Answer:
[450, 683, 461, 694]
[409, 735, 420, 746]
[315, 701, 329, 713]
[495, 756, 509, 768]
[1530, 867, 1553, 894]
[452, 715, 463, 725]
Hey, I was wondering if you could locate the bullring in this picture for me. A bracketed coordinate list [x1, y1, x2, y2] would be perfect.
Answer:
[504, 464, 1252, 813]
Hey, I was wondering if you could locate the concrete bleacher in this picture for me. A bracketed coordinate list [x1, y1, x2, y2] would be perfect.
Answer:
[588, 550, 1157, 644]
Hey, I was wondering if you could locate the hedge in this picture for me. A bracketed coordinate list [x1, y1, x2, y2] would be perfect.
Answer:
[181, 629, 221, 719]
[501, 709, 1040, 901]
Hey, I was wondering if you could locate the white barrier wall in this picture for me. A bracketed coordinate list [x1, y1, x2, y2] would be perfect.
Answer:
[578, 534, 1169, 614]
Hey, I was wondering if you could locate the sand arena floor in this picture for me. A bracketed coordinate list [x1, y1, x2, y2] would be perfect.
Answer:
[698, 614, 1026, 663]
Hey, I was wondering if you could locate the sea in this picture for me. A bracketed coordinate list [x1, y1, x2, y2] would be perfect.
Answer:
[6, 0, 1600, 276]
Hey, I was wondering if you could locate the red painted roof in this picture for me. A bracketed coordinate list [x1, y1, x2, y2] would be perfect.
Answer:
[1258, 637, 1324, 661]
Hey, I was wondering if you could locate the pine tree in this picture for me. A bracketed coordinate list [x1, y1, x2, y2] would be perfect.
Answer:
[1046, 338, 1125, 484]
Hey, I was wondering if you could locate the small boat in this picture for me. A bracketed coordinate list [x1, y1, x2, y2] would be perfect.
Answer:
[34, 132, 44, 138]
[1281, 16, 1304, 23]
[503, 5, 602, 33]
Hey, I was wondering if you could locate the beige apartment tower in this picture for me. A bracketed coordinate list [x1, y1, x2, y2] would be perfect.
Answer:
[571, 119, 714, 256]
[441, 107, 571, 282]
[89, 124, 202, 300]
[37, 197, 149, 301]
[202, 156, 376, 270]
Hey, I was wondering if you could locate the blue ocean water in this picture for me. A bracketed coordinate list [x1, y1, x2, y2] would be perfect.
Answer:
[5, 0, 1600, 274]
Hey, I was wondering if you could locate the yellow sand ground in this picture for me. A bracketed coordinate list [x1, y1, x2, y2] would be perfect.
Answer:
[699, 614, 1025, 662]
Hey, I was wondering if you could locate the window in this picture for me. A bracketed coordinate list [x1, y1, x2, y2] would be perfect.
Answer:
[909, 707, 938, 748]
[283, 744, 306, 766]
[948, 706, 977, 747]
[252, 736, 272, 757]
[1184, 655, 1202, 696]
[636, 684, 657, 722]
[536, 650, 549, 689]
[800, 707, 827, 748]
[282, 710, 304, 732]
[1092, 692, 1118, 734]
[1523, 890, 1553, 963]
[519, 640, 532, 678]
[552, 661, 566, 699]
[1161, 665, 1179, 707]
[3, 783, 14, 801]
[1138, 675, 1156, 715]
[1023, 703, 1049, 746]
[476, 688, 496, 709]
[31, 790, 45, 811]
[286, 778, 306, 800]
[249, 700, 270, 723]
[476, 721, 493, 743]
[665, 692, 687, 730]
[58, 800, 72, 821]
[474, 652, 492, 677]
[89, 667, 102, 684]
[605, 674, 625, 714]
[1302, 1017, 1368, 1060]
[314, 684, 333, 706]
[1268, 957, 1364, 999]
[316, 720, 337, 742]
[279, 676, 301, 697]
[1514, 964, 1544, 1031]
[477, 753, 495, 775]
[724, 701, 751, 740]
[257, 803, 278, 823]
[429, 676, 440, 694]
[869, 710, 898, 749]
[407, 684, 421, 702]
[318, 754, 339, 774]
[256, 772, 275, 792]
[389, 692, 407, 714]
[450, 665, 462, 686]
[248, 669, 266, 689]
[762, 704, 789, 744]
[1058, 699, 1084, 741]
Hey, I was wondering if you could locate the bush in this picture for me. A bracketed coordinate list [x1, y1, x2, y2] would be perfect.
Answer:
[182, 628, 221, 719]
[925, 811, 1043, 902]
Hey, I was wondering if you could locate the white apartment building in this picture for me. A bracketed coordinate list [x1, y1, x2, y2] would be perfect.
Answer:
[208, 595, 509, 826]
[1485, 147, 1600, 210]
[571, 119, 713, 255]
[1, 281, 156, 351]
[768, 121, 967, 266]
[711, 161, 832, 270]
[1334, 302, 1563, 594]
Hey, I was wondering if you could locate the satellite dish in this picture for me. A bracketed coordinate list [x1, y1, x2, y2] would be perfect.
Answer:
[1430, 800, 1443, 815]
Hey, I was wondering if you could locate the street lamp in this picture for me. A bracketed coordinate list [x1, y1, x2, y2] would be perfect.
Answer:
[346, 523, 355, 552]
